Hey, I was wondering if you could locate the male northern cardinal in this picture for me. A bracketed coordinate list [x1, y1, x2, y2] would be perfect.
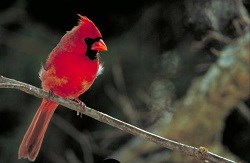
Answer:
[18, 15, 107, 161]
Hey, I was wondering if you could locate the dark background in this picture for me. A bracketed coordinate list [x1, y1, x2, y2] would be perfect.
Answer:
[0, 0, 249, 162]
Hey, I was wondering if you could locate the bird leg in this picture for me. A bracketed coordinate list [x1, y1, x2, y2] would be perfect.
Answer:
[73, 98, 86, 118]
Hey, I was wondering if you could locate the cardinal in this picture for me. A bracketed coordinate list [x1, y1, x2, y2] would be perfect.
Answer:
[18, 15, 107, 161]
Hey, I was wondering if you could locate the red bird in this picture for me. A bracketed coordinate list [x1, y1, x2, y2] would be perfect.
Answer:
[18, 15, 107, 161]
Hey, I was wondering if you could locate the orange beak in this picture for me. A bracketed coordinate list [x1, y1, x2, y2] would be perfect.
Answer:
[91, 39, 107, 51]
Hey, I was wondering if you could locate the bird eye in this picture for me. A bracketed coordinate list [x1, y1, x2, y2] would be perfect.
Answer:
[84, 38, 91, 43]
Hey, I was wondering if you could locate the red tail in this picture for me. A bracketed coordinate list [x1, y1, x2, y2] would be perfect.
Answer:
[18, 99, 58, 161]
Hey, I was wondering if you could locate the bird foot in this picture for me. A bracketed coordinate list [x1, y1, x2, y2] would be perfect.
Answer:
[47, 89, 55, 99]
[73, 98, 86, 118]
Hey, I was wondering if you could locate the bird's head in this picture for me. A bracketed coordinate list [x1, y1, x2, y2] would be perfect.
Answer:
[75, 15, 107, 60]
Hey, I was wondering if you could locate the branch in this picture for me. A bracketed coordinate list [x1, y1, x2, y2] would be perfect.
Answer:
[0, 75, 235, 163]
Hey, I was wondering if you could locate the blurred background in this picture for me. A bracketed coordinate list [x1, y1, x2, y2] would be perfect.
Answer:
[0, 0, 249, 162]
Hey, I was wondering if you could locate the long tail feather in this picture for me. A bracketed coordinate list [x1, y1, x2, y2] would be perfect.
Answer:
[18, 99, 58, 161]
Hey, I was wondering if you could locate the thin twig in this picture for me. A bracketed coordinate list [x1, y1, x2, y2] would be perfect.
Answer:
[0, 75, 236, 163]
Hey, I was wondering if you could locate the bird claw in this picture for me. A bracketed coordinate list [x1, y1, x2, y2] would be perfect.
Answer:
[47, 90, 55, 99]
[73, 98, 86, 118]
